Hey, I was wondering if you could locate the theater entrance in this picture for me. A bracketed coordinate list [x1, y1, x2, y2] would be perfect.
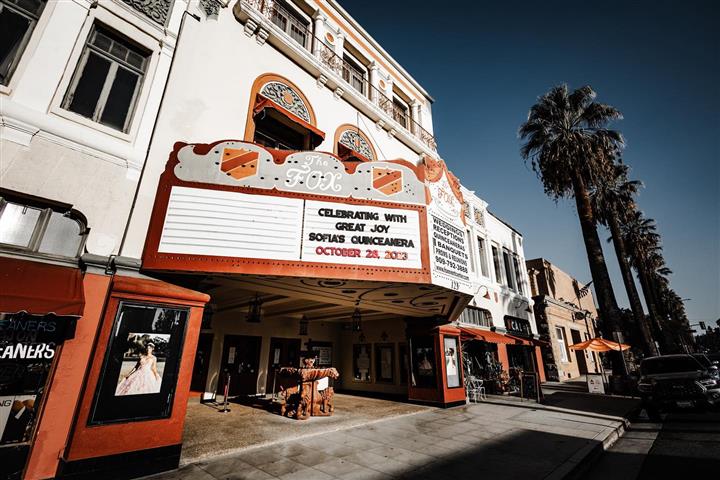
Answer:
[218, 335, 262, 396]
[265, 337, 301, 395]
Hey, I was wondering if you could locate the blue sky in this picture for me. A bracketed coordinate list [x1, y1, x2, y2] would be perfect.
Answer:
[340, 0, 719, 327]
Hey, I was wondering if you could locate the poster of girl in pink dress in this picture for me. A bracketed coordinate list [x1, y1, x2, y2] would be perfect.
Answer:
[114, 333, 170, 396]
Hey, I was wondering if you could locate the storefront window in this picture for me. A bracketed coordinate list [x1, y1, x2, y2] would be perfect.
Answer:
[443, 337, 461, 388]
[0, 312, 68, 477]
[374, 343, 394, 384]
[89, 302, 188, 425]
[410, 336, 436, 388]
[352, 344, 371, 382]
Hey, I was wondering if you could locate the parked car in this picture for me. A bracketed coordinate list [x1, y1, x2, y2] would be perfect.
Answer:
[638, 354, 720, 418]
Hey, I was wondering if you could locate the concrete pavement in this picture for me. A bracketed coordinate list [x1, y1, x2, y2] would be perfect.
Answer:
[144, 392, 638, 480]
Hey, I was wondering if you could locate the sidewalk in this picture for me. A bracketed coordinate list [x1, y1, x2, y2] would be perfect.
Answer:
[145, 392, 639, 480]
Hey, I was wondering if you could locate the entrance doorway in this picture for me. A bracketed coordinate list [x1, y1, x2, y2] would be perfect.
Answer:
[218, 335, 261, 396]
[570, 330, 588, 374]
[266, 337, 301, 395]
[190, 333, 213, 393]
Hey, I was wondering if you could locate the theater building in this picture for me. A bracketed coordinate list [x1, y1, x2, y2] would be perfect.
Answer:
[0, 1, 542, 478]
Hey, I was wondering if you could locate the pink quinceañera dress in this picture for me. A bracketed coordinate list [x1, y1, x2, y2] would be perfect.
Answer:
[115, 355, 161, 395]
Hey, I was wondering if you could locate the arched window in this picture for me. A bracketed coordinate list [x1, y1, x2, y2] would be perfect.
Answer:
[245, 74, 324, 151]
[0, 190, 89, 259]
[334, 124, 377, 165]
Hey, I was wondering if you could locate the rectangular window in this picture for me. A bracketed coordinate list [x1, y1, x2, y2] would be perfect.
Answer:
[466, 231, 475, 273]
[0, 0, 46, 85]
[556, 327, 569, 363]
[491, 245, 503, 284]
[477, 236, 489, 277]
[503, 250, 516, 291]
[62, 25, 149, 132]
[392, 96, 409, 128]
[342, 54, 366, 95]
[460, 307, 492, 328]
[269, 1, 309, 49]
[513, 256, 525, 295]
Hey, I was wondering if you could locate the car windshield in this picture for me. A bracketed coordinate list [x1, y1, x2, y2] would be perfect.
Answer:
[692, 354, 712, 367]
[641, 356, 704, 375]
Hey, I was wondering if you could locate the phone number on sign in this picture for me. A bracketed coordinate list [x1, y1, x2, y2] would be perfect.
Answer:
[314, 246, 409, 260]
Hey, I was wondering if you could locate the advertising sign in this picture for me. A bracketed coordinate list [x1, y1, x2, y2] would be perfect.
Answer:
[159, 188, 423, 270]
[302, 200, 422, 269]
[429, 214, 471, 292]
[587, 373, 606, 394]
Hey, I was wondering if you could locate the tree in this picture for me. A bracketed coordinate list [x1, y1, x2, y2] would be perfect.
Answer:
[590, 160, 658, 356]
[519, 85, 627, 373]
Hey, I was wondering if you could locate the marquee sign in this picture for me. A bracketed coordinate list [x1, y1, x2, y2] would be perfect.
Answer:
[144, 141, 472, 294]
[145, 141, 430, 285]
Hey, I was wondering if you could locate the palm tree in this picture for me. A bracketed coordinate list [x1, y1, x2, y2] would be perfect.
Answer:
[519, 85, 627, 373]
[619, 211, 669, 352]
[590, 160, 658, 356]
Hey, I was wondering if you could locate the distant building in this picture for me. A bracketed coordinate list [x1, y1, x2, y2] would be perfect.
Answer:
[526, 258, 600, 381]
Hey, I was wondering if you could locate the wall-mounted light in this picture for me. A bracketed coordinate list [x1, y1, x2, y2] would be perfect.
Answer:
[299, 315, 309, 336]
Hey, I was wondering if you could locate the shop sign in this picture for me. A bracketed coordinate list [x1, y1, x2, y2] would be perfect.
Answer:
[159, 187, 422, 270]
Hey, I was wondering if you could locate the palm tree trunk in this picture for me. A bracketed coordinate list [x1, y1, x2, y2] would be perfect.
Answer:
[635, 265, 667, 353]
[571, 171, 626, 374]
[607, 213, 658, 356]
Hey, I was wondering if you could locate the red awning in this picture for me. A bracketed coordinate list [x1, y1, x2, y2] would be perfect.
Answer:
[337, 142, 372, 164]
[0, 256, 85, 317]
[458, 326, 517, 345]
[253, 95, 325, 148]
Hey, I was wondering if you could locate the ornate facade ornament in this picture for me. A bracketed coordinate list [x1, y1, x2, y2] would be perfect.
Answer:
[199, 0, 222, 17]
[339, 129, 375, 161]
[473, 207, 486, 227]
[260, 81, 311, 122]
[120, 0, 173, 25]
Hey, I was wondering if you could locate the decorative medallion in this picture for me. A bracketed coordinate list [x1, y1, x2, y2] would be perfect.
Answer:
[325, 32, 335, 44]
[221, 147, 259, 180]
[474, 207, 485, 227]
[372, 167, 403, 196]
[260, 82, 311, 122]
[379, 79, 386, 89]
[120, 0, 172, 25]
[339, 129, 374, 160]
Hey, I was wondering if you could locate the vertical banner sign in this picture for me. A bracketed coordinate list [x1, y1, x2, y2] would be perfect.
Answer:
[427, 173, 473, 294]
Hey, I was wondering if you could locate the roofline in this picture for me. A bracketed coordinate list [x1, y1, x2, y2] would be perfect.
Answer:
[487, 209, 523, 237]
[326, 0, 435, 103]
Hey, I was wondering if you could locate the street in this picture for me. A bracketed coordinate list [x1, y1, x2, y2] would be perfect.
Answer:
[588, 408, 720, 478]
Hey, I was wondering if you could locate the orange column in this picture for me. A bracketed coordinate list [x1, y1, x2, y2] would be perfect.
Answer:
[24, 273, 111, 480]
[535, 346, 546, 382]
[497, 343, 510, 371]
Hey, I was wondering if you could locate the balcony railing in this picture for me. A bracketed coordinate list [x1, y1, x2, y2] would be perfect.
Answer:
[242, 0, 437, 152]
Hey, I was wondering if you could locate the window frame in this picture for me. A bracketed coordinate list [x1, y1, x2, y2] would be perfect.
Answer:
[0, 0, 47, 87]
[342, 52, 367, 96]
[476, 236, 490, 278]
[513, 255, 525, 296]
[269, 0, 310, 50]
[0, 193, 89, 260]
[502, 249, 516, 291]
[61, 24, 150, 133]
[555, 327, 569, 363]
[491, 243, 503, 285]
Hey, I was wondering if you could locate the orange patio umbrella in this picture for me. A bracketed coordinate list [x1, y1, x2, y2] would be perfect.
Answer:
[569, 337, 631, 352]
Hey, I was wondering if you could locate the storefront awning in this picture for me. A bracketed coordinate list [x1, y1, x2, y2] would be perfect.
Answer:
[0, 256, 85, 317]
[458, 326, 517, 345]
[253, 94, 325, 148]
[505, 334, 534, 346]
[337, 142, 372, 165]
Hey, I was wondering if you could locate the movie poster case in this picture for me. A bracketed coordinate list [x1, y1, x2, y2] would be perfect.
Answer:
[89, 302, 188, 425]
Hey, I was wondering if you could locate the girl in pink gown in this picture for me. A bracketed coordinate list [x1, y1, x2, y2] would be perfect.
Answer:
[115, 343, 162, 395]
